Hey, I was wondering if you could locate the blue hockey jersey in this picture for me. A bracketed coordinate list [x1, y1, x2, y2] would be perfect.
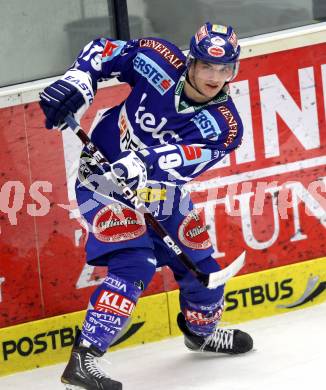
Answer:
[68, 37, 243, 186]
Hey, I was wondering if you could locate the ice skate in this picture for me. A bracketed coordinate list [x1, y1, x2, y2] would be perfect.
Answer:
[177, 312, 253, 354]
[61, 341, 122, 390]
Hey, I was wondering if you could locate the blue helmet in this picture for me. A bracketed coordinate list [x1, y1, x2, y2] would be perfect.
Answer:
[189, 22, 240, 80]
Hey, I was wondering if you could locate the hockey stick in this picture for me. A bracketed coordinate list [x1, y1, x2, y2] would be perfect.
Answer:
[64, 114, 246, 289]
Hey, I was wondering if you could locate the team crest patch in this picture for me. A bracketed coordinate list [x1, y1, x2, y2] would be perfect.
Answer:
[178, 209, 212, 250]
[93, 203, 146, 243]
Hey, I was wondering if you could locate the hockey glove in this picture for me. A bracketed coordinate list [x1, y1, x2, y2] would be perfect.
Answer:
[39, 70, 94, 130]
[111, 151, 148, 191]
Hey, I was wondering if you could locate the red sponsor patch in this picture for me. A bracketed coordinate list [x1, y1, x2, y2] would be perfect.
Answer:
[93, 203, 146, 243]
[208, 46, 225, 57]
[102, 40, 119, 58]
[178, 209, 212, 250]
[185, 308, 223, 325]
[181, 145, 202, 160]
[161, 79, 172, 90]
[217, 106, 238, 147]
[95, 290, 135, 317]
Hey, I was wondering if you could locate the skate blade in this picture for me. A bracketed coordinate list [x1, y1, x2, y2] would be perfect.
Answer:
[64, 385, 84, 390]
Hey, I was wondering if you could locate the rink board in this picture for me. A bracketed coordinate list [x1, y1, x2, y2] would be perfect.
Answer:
[0, 292, 169, 377]
[1, 256, 325, 377]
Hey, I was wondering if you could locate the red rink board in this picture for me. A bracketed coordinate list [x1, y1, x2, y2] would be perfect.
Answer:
[0, 43, 325, 327]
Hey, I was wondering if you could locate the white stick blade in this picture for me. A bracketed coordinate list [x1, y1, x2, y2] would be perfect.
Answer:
[207, 251, 246, 289]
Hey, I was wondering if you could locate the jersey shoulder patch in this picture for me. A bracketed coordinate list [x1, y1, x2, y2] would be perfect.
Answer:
[216, 101, 243, 148]
[133, 52, 176, 95]
[191, 109, 222, 141]
[138, 38, 185, 70]
[101, 40, 126, 62]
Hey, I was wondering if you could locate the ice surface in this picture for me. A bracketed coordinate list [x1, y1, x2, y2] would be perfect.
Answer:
[1, 301, 325, 390]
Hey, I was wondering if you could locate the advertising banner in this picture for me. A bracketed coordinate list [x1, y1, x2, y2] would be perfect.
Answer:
[0, 292, 169, 376]
[1, 256, 325, 376]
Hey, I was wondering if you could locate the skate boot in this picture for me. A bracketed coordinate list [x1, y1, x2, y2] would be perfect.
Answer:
[177, 312, 253, 354]
[61, 340, 122, 390]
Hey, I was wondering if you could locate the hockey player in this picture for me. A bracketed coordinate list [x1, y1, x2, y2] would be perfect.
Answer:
[39, 22, 253, 390]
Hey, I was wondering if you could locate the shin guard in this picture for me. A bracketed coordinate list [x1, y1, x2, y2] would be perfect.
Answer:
[181, 296, 224, 337]
[80, 273, 142, 352]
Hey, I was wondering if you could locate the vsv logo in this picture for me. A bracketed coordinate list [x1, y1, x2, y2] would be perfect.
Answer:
[192, 110, 221, 140]
[133, 53, 175, 95]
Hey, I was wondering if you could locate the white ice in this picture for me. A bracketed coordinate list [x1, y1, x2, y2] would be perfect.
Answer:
[1, 301, 325, 390]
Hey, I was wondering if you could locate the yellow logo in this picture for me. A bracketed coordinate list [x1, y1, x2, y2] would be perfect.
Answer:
[212, 24, 228, 34]
[136, 187, 167, 202]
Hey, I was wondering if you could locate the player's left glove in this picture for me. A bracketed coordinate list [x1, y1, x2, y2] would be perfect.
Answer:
[111, 151, 148, 191]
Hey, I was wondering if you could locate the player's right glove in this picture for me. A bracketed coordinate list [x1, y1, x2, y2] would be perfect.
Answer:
[39, 69, 94, 130]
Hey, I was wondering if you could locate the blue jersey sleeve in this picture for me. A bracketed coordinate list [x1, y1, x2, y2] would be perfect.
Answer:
[138, 126, 243, 185]
[69, 38, 141, 92]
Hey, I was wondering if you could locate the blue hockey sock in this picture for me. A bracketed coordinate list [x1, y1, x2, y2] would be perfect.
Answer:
[181, 297, 224, 337]
[80, 273, 142, 352]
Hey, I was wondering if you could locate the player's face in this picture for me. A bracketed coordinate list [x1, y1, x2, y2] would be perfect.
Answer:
[189, 60, 234, 99]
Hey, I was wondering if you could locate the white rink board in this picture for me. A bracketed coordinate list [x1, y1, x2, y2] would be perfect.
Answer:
[1, 301, 325, 390]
